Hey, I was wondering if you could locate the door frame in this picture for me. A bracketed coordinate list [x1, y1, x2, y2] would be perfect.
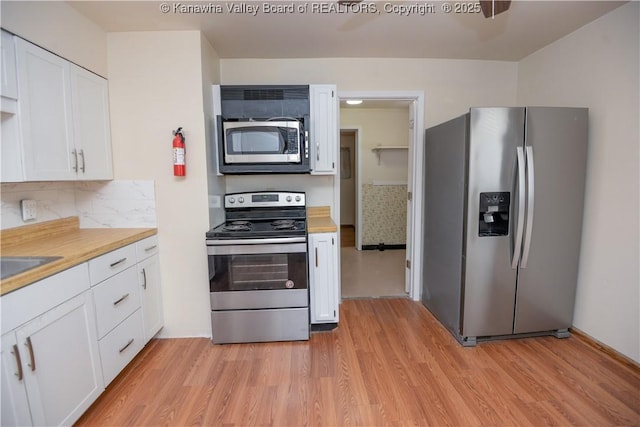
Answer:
[339, 127, 362, 250]
[337, 90, 425, 301]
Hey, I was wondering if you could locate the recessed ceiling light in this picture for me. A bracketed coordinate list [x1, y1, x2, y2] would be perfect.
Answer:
[346, 100, 363, 105]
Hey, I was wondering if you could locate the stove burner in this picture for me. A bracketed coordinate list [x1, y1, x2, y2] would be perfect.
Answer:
[223, 221, 252, 232]
[272, 219, 296, 230]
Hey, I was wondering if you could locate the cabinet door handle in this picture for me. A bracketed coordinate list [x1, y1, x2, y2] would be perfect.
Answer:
[25, 337, 35, 372]
[141, 268, 147, 290]
[315, 248, 319, 267]
[12, 344, 24, 381]
[79, 149, 86, 173]
[113, 293, 130, 306]
[71, 149, 78, 172]
[110, 257, 127, 268]
[316, 142, 320, 161]
[144, 245, 157, 252]
[118, 338, 134, 353]
[304, 131, 309, 159]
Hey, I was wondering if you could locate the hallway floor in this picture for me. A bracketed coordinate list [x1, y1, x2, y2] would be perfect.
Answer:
[340, 246, 407, 299]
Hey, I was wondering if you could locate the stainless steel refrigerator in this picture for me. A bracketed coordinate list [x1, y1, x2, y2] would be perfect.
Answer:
[422, 107, 588, 346]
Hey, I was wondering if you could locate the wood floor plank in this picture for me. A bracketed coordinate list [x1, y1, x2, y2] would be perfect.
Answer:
[75, 298, 640, 426]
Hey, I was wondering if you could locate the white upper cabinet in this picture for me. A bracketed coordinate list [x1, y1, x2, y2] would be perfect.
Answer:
[9, 36, 113, 182]
[309, 84, 338, 175]
[16, 38, 76, 181]
[1, 30, 22, 182]
[70, 64, 113, 180]
[1, 30, 18, 103]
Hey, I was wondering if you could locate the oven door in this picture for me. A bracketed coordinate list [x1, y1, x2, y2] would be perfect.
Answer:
[207, 241, 308, 310]
[223, 121, 301, 164]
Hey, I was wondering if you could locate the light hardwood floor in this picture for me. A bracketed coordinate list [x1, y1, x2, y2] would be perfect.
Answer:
[76, 298, 639, 426]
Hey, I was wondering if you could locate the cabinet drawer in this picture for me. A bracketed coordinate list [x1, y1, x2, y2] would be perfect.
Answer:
[1, 263, 90, 335]
[89, 244, 136, 286]
[98, 309, 144, 386]
[136, 235, 159, 261]
[92, 267, 140, 339]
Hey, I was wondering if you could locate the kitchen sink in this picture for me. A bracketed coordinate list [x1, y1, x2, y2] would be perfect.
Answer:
[0, 256, 63, 280]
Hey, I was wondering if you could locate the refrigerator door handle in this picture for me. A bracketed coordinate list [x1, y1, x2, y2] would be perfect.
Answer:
[512, 147, 526, 269]
[521, 145, 535, 268]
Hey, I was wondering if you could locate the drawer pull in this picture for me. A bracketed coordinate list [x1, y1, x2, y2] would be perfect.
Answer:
[25, 337, 35, 372]
[118, 338, 134, 353]
[144, 245, 157, 252]
[113, 293, 130, 306]
[142, 268, 147, 290]
[110, 257, 127, 268]
[12, 345, 23, 381]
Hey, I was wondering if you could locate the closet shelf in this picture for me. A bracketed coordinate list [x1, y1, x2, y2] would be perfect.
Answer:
[371, 145, 409, 165]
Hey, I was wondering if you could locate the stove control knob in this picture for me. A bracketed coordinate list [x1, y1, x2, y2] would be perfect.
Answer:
[238, 197, 244, 203]
[286, 195, 292, 202]
[295, 195, 301, 202]
[228, 197, 235, 204]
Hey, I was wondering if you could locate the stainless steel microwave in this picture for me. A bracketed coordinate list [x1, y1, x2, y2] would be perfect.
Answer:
[217, 117, 310, 174]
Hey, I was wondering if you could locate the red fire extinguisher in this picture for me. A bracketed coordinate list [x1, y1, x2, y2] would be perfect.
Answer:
[172, 127, 185, 176]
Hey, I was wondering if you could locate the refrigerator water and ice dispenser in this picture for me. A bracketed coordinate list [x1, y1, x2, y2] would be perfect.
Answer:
[478, 192, 510, 236]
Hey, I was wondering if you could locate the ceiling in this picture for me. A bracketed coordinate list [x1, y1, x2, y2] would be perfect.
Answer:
[68, 1, 625, 61]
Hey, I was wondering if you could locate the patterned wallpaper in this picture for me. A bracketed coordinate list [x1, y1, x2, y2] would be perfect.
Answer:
[361, 184, 407, 246]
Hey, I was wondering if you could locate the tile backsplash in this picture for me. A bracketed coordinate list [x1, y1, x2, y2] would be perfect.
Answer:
[1, 180, 157, 230]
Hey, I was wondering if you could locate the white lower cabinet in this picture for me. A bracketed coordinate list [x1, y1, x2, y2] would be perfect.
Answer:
[308, 232, 340, 324]
[92, 264, 144, 386]
[1, 332, 32, 426]
[90, 236, 163, 385]
[0, 236, 163, 425]
[92, 266, 141, 339]
[137, 254, 163, 342]
[136, 236, 163, 343]
[98, 309, 144, 386]
[2, 291, 103, 427]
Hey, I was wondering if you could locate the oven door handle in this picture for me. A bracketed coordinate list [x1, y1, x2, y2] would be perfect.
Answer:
[207, 242, 307, 255]
[207, 237, 306, 246]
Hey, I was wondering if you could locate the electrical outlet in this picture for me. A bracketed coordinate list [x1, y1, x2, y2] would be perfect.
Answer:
[20, 199, 37, 221]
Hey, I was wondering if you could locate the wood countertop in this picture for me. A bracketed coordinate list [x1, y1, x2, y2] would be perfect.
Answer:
[1, 217, 156, 296]
[307, 206, 337, 233]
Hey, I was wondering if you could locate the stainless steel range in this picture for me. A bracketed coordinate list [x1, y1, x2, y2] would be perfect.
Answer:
[206, 191, 309, 344]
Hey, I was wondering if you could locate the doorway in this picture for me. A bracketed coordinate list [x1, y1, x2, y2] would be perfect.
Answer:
[338, 96, 420, 299]
[339, 130, 357, 248]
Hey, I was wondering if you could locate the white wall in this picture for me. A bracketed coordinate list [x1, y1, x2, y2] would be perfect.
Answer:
[340, 107, 410, 184]
[0, 1, 107, 76]
[201, 34, 226, 228]
[518, 2, 640, 362]
[107, 31, 213, 338]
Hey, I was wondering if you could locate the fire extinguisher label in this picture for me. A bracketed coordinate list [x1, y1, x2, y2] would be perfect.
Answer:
[174, 147, 185, 165]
